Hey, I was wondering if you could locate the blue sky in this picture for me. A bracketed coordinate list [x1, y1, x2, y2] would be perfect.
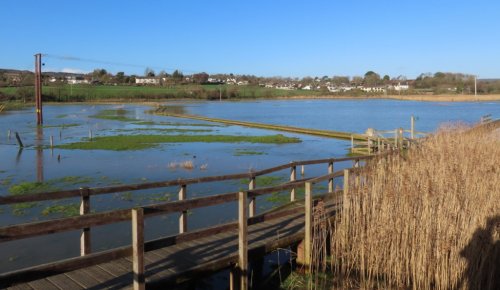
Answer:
[1, 0, 499, 78]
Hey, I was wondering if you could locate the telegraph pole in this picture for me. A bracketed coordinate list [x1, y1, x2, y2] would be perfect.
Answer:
[34, 53, 43, 125]
[474, 75, 477, 97]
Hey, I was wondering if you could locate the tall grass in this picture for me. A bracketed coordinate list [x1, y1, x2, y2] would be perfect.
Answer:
[330, 123, 500, 290]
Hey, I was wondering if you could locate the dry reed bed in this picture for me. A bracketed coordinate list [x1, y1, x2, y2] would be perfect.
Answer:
[330, 124, 500, 290]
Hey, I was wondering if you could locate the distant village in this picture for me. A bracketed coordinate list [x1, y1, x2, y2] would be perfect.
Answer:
[1, 68, 492, 95]
[0, 68, 412, 94]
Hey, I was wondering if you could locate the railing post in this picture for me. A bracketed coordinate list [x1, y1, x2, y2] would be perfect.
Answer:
[304, 182, 312, 268]
[79, 187, 91, 256]
[343, 169, 350, 211]
[290, 164, 296, 201]
[132, 208, 145, 290]
[367, 137, 371, 154]
[238, 191, 248, 290]
[394, 129, 398, 148]
[411, 115, 415, 139]
[248, 176, 256, 218]
[328, 162, 334, 192]
[179, 184, 187, 233]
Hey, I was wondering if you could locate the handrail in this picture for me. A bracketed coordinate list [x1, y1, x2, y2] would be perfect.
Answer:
[0, 153, 377, 288]
[0, 155, 375, 205]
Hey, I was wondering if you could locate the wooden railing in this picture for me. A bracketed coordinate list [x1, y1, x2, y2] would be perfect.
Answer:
[0, 155, 376, 289]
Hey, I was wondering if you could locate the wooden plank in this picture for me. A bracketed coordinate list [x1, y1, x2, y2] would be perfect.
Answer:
[46, 274, 84, 290]
[7, 284, 34, 290]
[27, 279, 60, 290]
[64, 271, 100, 288]
[0, 209, 131, 243]
[328, 162, 334, 192]
[238, 191, 248, 290]
[132, 208, 145, 290]
[0, 247, 131, 287]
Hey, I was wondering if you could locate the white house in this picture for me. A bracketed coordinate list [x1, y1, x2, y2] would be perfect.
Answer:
[135, 77, 160, 85]
[66, 76, 89, 84]
[392, 82, 409, 91]
[361, 86, 386, 93]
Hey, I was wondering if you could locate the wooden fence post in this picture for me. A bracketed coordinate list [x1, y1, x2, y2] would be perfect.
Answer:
[132, 208, 145, 290]
[179, 184, 187, 233]
[79, 187, 91, 256]
[328, 162, 334, 192]
[343, 169, 350, 209]
[50, 135, 54, 148]
[290, 164, 296, 201]
[410, 115, 415, 139]
[248, 176, 256, 217]
[238, 191, 248, 290]
[304, 182, 312, 268]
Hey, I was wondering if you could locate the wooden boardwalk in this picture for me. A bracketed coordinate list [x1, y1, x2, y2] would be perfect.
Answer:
[7, 201, 339, 290]
[0, 155, 371, 290]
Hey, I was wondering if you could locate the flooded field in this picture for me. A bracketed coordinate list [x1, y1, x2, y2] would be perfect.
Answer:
[0, 99, 498, 273]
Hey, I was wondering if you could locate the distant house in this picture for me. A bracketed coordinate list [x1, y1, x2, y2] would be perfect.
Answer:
[66, 76, 89, 84]
[392, 82, 409, 91]
[302, 85, 312, 90]
[361, 86, 386, 93]
[135, 77, 160, 85]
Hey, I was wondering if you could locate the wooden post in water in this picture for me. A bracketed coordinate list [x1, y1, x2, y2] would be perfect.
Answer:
[7, 130, 11, 140]
[132, 208, 145, 290]
[238, 191, 248, 290]
[248, 176, 256, 217]
[50, 135, 54, 148]
[88, 129, 93, 141]
[79, 187, 91, 256]
[351, 135, 354, 151]
[15, 132, 24, 148]
[328, 162, 334, 192]
[179, 184, 187, 233]
[290, 164, 296, 201]
[304, 182, 312, 268]
[301, 165, 305, 176]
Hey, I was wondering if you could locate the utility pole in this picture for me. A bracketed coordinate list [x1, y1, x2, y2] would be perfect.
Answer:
[474, 75, 477, 97]
[34, 53, 43, 125]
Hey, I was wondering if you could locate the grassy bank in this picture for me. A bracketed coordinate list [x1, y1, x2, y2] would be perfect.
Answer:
[328, 123, 500, 289]
[55, 134, 301, 150]
[0, 84, 324, 102]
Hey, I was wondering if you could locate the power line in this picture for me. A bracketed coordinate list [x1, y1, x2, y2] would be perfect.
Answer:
[42, 53, 199, 73]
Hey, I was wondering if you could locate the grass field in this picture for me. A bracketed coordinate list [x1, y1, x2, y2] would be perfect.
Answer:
[0, 84, 324, 101]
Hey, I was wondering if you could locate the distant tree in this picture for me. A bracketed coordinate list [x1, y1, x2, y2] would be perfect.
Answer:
[364, 71, 381, 86]
[116, 72, 125, 83]
[383, 75, 390, 81]
[352, 76, 364, 86]
[192, 72, 209, 84]
[144, 67, 155, 77]
[172, 70, 184, 80]
[332, 76, 350, 86]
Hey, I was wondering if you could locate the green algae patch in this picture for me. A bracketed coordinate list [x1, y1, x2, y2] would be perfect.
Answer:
[113, 128, 212, 133]
[234, 149, 267, 156]
[42, 203, 79, 217]
[90, 109, 137, 122]
[56, 134, 301, 151]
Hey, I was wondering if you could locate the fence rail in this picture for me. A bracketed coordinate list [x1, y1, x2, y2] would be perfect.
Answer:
[0, 154, 379, 289]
